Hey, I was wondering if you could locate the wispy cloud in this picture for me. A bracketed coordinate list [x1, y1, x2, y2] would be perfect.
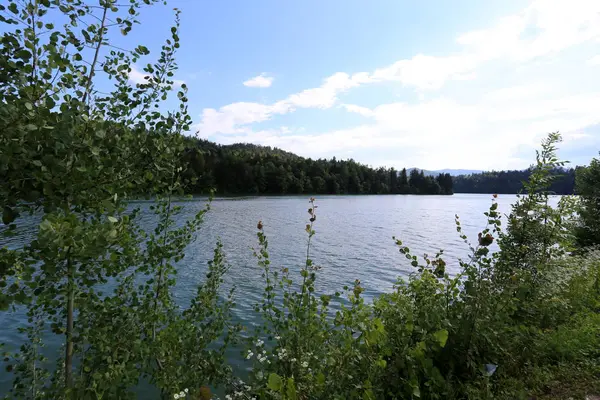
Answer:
[243, 73, 274, 88]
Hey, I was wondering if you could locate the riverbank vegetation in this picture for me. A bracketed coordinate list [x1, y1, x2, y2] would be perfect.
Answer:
[1, 1, 599, 399]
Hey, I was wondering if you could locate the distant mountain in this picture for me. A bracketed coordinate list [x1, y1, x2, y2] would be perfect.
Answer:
[408, 168, 483, 177]
[433, 169, 483, 176]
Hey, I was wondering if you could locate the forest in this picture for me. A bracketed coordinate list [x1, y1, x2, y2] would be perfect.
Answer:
[179, 138, 580, 196]
[453, 168, 577, 194]
[180, 139, 454, 195]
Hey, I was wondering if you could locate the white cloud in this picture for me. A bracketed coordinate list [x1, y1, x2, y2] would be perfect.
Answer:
[341, 104, 374, 117]
[195, 0, 600, 169]
[243, 73, 274, 88]
[483, 83, 549, 102]
[371, 54, 480, 90]
[457, 0, 600, 61]
[128, 66, 148, 85]
[588, 55, 600, 65]
[197, 73, 366, 134]
[196, 102, 288, 137]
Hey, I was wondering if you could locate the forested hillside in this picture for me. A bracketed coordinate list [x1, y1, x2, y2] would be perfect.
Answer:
[453, 168, 577, 194]
[180, 138, 453, 195]
[179, 138, 583, 196]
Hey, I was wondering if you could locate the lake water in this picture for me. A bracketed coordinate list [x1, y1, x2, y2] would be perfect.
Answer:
[0, 193, 542, 394]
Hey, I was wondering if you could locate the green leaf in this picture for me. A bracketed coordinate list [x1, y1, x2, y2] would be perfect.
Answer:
[2, 207, 18, 225]
[316, 372, 326, 385]
[286, 378, 297, 400]
[412, 385, 421, 398]
[15, 49, 31, 60]
[267, 372, 282, 391]
[39, 219, 52, 232]
[45, 97, 55, 108]
[433, 329, 449, 348]
[107, 216, 118, 223]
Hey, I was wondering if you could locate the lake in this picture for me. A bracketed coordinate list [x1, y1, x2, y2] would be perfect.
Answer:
[0, 193, 544, 394]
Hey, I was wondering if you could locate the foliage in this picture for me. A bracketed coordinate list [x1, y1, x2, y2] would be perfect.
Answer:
[180, 139, 453, 196]
[575, 155, 600, 248]
[1, 0, 234, 398]
[496, 133, 578, 279]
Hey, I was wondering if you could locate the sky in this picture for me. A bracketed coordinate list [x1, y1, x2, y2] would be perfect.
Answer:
[123, 0, 600, 170]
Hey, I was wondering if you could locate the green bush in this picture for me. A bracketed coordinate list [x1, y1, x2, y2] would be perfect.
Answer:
[575, 157, 600, 248]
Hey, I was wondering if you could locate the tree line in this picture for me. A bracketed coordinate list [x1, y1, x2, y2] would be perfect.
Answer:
[180, 139, 454, 195]
[453, 168, 577, 194]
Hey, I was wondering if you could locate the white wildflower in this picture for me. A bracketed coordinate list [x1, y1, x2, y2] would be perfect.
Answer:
[275, 336, 281, 340]
[184, 388, 189, 394]
[246, 351, 254, 360]
[256, 339, 264, 346]
[291, 358, 297, 362]
[235, 392, 243, 397]
[179, 391, 185, 397]
[245, 385, 251, 391]
[225, 395, 232, 400]
[174, 395, 179, 400]
[302, 361, 308, 368]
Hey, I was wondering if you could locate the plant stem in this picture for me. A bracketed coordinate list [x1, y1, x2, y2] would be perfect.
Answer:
[152, 194, 172, 343]
[65, 251, 74, 389]
[81, 2, 108, 106]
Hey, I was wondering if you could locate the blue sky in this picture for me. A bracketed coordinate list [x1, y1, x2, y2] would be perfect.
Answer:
[123, 0, 600, 170]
